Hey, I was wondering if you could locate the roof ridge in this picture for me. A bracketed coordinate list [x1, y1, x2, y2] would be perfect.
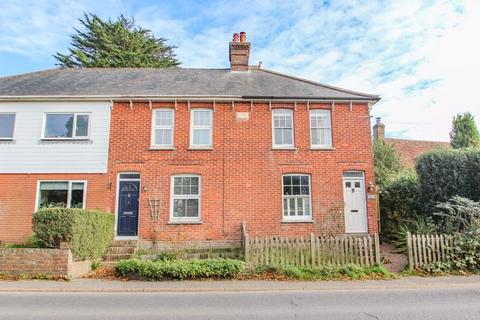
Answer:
[0, 68, 60, 80]
[257, 68, 380, 100]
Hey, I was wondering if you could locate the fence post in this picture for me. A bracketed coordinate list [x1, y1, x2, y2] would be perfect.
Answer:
[244, 234, 250, 264]
[406, 231, 413, 270]
[374, 233, 381, 265]
[310, 233, 315, 266]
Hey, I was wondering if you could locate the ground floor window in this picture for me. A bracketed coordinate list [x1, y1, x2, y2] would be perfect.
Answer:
[37, 181, 86, 210]
[282, 174, 311, 220]
[170, 175, 201, 221]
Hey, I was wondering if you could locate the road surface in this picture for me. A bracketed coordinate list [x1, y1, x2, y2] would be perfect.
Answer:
[1, 286, 480, 319]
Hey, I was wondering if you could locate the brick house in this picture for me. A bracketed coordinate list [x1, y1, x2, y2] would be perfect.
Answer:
[0, 33, 380, 249]
[372, 118, 450, 168]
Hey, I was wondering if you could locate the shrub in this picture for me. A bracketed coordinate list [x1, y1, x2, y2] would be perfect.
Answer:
[33, 208, 114, 261]
[380, 171, 420, 240]
[416, 148, 480, 212]
[434, 196, 480, 234]
[373, 140, 404, 188]
[390, 215, 437, 253]
[115, 258, 245, 280]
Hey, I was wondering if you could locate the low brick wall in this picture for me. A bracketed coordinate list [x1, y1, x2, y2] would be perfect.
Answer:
[0, 243, 90, 278]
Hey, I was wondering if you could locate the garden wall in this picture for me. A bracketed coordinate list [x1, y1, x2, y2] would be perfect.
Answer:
[0, 243, 90, 278]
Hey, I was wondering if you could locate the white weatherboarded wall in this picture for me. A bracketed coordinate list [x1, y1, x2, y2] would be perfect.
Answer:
[0, 101, 110, 173]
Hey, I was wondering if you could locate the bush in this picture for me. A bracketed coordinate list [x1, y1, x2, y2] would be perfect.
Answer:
[434, 196, 480, 234]
[373, 140, 404, 188]
[115, 258, 245, 280]
[390, 215, 437, 253]
[380, 171, 420, 240]
[33, 208, 114, 261]
[416, 148, 480, 212]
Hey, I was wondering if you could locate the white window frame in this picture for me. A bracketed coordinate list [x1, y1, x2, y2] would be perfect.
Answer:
[0, 112, 16, 140]
[170, 174, 202, 222]
[151, 108, 175, 148]
[272, 109, 295, 149]
[41, 112, 91, 140]
[310, 109, 332, 149]
[282, 174, 312, 222]
[190, 109, 213, 148]
[35, 180, 87, 211]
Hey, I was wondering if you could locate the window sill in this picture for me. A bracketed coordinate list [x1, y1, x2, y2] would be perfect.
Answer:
[0, 139, 15, 144]
[40, 139, 92, 144]
[310, 147, 335, 151]
[281, 219, 314, 224]
[188, 147, 213, 151]
[168, 220, 203, 225]
[149, 146, 175, 151]
[272, 147, 297, 151]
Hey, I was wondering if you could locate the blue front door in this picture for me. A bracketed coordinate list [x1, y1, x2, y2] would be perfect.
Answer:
[117, 180, 139, 236]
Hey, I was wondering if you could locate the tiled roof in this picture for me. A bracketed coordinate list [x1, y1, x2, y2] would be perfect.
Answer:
[385, 138, 451, 168]
[0, 67, 379, 100]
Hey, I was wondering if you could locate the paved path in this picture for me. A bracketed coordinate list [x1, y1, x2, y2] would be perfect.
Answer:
[381, 243, 408, 273]
[1, 286, 480, 319]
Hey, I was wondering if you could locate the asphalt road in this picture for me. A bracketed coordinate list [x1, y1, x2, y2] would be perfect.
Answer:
[0, 287, 479, 320]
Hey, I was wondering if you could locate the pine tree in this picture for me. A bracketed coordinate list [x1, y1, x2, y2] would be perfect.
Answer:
[450, 112, 480, 149]
[54, 13, 180, 68]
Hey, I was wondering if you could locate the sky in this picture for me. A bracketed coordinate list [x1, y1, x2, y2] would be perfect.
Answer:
[0, 0, 479, 142]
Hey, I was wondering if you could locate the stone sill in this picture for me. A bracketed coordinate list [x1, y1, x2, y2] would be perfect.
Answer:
[167, 221, 203, 225]
[281, 220, 314, 224]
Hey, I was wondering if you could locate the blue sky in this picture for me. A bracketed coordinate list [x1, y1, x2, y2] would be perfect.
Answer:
[1, 0, 479, 141]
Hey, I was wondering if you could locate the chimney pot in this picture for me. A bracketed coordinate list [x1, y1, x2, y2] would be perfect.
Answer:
[240, 32, 246, 43]
[233, 32, 239, 42]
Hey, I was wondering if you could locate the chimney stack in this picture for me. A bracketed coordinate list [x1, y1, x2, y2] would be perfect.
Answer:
[229, 32, 250, 71]
[373, 117, 385, 141]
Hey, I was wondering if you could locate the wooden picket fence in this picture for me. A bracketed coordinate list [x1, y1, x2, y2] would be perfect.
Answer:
[406, 232, 454, 269]
[244, 233, 381, 268]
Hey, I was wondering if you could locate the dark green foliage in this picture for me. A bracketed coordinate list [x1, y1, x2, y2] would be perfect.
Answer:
[380, 171, 419, 233]
[390, 215, 437, 253]
[450, 112, 480, 149]
[115, 258, 245, 280]
[252, 264, 394, 280]
[416, 148, 480, 212]
[33, 208, 114, 261]
[54, 13, 180, 68]
[433, 196, 480, 234]
[373, 140, 404, 188]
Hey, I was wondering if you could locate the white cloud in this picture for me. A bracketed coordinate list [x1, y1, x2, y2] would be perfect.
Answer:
[0, 0, 479, 141]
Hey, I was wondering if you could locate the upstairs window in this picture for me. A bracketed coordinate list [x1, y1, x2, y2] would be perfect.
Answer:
[272, 109, 294, 148]
[37, 181, 86, 210]
[282, 174, 311, 221]
[152, 109, 174, 147]
[43, 113, 90, 139]
[170, 175, 201, 221]
[0, 113, 15, 140]
[310, 109, 332, 148]
[190, 109, 213, 148]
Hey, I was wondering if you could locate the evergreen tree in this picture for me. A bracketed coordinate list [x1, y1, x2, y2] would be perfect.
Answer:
[373, 140, 404, 188]
[54, 13, 180, 68]
[450, 112, 480, 149]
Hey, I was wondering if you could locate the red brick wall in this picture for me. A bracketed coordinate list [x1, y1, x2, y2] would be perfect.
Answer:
[108, 101, 378, 242]
[0, 173, 108, 243]
[0, 246, 71, 277]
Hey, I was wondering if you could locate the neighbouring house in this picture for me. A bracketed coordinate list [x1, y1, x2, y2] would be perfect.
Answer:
[372, 118, 450, 168]
[0, 32, 380, 250]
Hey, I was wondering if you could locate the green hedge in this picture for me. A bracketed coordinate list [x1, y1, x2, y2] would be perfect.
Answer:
[33, 208, 114, 261]
[116, 258, 245, 280]
[416, 148, 480, 212]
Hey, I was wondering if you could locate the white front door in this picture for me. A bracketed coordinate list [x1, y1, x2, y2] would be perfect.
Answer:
[343, 171, 368, 233]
